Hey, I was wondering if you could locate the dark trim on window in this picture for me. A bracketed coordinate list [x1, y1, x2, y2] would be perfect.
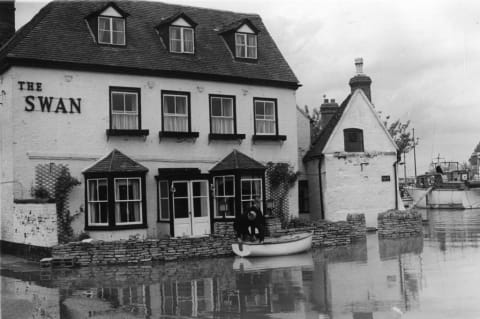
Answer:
[158, 131, 199, 139]
[106, 129, 149, 137]
[253, 97, 279, 136]
[6, 58, 301, 90]
[209, 133, 245, 141]
[252, 134, 286, 141]
[343, 128, 364, 152]
[109, 86, 142, 132]
[161, 90, 193, 134]
[84, 172, 148, 231]
[209, 94, 239, 135]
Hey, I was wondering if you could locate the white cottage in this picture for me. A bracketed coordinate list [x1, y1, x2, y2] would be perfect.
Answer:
[0, 1, 300, 246]
[303, 59, 403, 228]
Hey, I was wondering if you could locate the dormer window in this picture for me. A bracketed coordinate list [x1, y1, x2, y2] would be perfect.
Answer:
[235, 32, 257, 59]
[98, 16, 125, 45]
[220, 19, 259, 61]
[169, 17, 195, 54]
[87, 3, 129, 46]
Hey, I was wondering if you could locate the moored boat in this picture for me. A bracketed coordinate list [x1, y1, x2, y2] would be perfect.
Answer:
[232, 231, 313, 257]
[406, 161, 480, 209]
[233, 252, 314, 271]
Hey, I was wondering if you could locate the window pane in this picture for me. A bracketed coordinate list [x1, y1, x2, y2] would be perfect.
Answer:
[88, 180, 98, 201]
[247, 34, 257, 46]
[184, 28, 194, 53]
[170, 39, 182, 52]
[170, 27, 181, 40]
[112, 18, 124, 32]
[241, 180, 251, 198]
[235, 34, 245, 45]
[215, 177, 224, 197]
[174, 182, 188, 197]
[112, 31, 125, 45]
[164, 95, 175, 113]
[247, 46, 256, 58]
[100, 202, 109, 223]
[112, 93, 124, 111]
[225, 177, 234, 196]
[184, 28, 194, 41]
[174, 198, 189, 218]
[129, 179, 140, 200]
[124, 93, 137, 112]
[211, 98, 222, 116]
[98, 180, 108, 201]
[99, 30, 111, 43]
[223, 99, 233, 117]
[160, 199, 169, 219]
[99, 17, 110, 31]
[255, 102, 265, 116]
[116, 179, 128, 200]
[176, 96, 187, 114]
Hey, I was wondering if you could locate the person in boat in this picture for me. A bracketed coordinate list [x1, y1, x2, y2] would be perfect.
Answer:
[233, 211, 251, 242]
[247, 199, 266, 243]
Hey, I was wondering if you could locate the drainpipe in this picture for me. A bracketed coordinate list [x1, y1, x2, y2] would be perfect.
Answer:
[318, 155, 325, 219]
[393, 151, 401, 210]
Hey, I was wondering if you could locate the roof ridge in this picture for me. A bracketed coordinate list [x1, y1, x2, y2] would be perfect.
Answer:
[151, 0, 261, 18]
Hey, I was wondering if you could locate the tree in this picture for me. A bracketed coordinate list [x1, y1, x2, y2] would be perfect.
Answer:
[303, 105, 322, 141]
[383, 119, 417, 154]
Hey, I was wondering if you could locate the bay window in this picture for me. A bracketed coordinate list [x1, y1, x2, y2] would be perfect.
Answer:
[87, 179, 109, 226]
[114, 178, 142, 225]
[241, 178, 262, 213]
[214, 176, 235, 218]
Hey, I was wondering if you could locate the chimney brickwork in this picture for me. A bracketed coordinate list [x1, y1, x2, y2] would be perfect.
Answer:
[349, 58, 372, 101]
[319, 97, 339, 129]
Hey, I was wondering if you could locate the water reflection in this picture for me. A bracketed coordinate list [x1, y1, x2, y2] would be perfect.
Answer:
[4, 209, 480, 318]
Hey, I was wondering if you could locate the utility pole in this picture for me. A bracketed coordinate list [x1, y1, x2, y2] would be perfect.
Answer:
[413, 128, 417, 178]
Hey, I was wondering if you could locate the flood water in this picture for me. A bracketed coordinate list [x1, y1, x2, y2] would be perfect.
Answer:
[3, 209, 480, 319]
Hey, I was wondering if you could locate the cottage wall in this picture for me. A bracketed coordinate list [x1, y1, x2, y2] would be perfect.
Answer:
[322, 91, 401, 228]
[3, 66, 299, 241]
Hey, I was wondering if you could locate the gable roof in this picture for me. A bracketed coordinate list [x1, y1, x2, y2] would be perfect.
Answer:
[83, 149, 148, 174]
[0, 1, 299, 89]
[210, 149, 265, 172]
[303, 94, 351, 162]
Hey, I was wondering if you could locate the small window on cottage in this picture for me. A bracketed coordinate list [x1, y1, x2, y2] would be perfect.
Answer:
[98, 16, 125, 45]
[210, 96, 235, 134]
[254, 99, 277, 135]
[110, 87, 140, 130]
[344, 128, 364, 152]
[162, 92, 190, 132]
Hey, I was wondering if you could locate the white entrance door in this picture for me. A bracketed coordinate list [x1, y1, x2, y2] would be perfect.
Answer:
[172, 180, 210, 237]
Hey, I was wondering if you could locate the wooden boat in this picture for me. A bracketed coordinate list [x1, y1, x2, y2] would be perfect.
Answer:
[231, 231, 313, 257]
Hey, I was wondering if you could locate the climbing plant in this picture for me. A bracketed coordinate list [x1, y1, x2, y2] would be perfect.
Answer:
[266, 162, 299, 228]
[54, 167, 80, 243]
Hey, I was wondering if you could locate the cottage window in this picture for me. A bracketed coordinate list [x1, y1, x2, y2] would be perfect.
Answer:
[240, 178, 262, 213]
[344, 128, 364, 152]
[114, 178, 142, 225]
[158, 180, 170, 221]
[162, 91, 190, 132]
[169, 26, 194, 53]
[210, 96, 235, 134]
[98, 16, 125, 45]
[214, 176, 235, 218]
[254, 98, 277, 135]
[87, 179, 109, 226]
[235, 33, 257, 59]
[110, 88, 139, 130]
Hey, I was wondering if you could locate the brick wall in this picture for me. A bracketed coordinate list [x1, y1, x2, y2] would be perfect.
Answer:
[377, 209, 423, 238]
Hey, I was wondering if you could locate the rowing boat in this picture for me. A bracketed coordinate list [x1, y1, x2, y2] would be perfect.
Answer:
[231, 231, 313, 257]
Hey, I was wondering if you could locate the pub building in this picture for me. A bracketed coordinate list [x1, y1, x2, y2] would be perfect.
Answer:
[0, 1, 300, 243]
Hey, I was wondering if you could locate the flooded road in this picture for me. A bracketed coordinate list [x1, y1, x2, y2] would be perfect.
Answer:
[2, 209, 480, 319]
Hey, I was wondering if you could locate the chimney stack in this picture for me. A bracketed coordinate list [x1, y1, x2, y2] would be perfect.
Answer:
[0, 1, 15, 47]
[319, 95, 339, 129]
[349, 57, 372, 101]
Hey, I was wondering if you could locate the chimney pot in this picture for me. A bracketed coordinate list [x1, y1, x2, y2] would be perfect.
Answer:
[355, 57, 364, 74]
[330, 99, 335, 103]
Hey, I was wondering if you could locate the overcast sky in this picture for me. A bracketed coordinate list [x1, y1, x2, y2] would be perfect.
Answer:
[14, 0, 480, 175]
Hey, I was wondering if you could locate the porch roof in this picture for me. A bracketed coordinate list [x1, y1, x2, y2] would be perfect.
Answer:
[210, 149, 266, 172]
[83, 149, 148, 174]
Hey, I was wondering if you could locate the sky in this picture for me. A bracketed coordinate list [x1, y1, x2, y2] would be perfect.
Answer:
[13, 0, 480, 176]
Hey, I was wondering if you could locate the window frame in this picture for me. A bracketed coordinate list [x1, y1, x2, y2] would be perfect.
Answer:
[169, 26, 195, 54]
[343, 128, 364, 152]
[84, 173, 147, 231]
[161, 90, 192, 133]
[87, 178, 109, 226]
[97, 16, 126, 46]
[109, 87, 141, 130]
[158, 180, 170, 222]
[114, 177, 143, 226]
[235, 32, 257, 59]
[240, 177, 263, 214]
[253, 98, 278, 136]
[209, 94, 237, 135]
[213, 175, 236, 219]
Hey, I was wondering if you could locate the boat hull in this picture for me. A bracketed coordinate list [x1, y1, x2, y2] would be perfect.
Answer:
[407, 186, 480, 209]
[231, 231, 313, 257]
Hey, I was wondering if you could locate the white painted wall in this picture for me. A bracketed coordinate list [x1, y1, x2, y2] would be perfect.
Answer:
[4, 66, 299, 240]
[2, 203, 58, 247]
[323, 90, 401, 228]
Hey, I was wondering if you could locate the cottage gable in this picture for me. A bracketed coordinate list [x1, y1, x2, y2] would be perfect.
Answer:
[323, 89, 397, 154]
